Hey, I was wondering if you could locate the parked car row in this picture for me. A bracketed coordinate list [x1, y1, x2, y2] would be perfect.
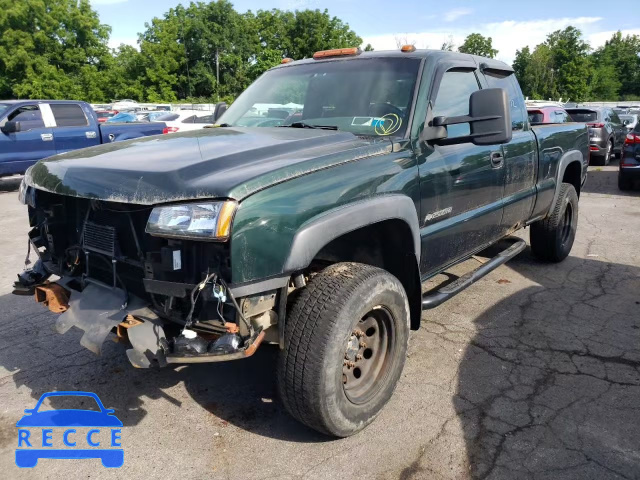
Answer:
[526, 103, 629, 167]
[0, 100, 167, 176]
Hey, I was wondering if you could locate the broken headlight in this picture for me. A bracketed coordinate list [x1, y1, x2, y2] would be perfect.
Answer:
[145, 200, 237, 241]
[18, 178, 35, 207]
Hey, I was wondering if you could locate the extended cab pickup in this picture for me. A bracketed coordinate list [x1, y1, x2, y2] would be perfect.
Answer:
[14, 49, 588, 437]
[0, 100, 167, 176]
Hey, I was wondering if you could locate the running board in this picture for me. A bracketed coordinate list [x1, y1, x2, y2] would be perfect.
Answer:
[421, 238, 526, 310]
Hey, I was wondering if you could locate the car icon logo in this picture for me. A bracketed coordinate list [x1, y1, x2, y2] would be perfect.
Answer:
[15, 391, 123, 468]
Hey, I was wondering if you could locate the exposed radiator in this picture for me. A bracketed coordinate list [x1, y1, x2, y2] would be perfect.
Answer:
[83, 221, 117, 257]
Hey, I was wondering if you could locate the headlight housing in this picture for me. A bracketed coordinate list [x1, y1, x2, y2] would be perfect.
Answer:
[145, 200, 237, 241]
[18, 178, 35, 207]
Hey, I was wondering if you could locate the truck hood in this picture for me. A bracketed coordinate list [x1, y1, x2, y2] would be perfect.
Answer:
[25, 127, 392, 204]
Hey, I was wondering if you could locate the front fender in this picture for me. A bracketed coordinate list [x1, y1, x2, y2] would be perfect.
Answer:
[283, 195, 420, 272]
[229, 195, 421, 297]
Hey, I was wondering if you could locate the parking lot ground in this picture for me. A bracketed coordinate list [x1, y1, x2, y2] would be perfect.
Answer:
[0, 164, 638, 480]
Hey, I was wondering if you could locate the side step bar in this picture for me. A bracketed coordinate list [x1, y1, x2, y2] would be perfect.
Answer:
[421, 237, 526, 310]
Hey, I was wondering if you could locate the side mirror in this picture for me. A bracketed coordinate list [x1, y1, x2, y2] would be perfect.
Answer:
[424, 88, 512, 146]
[1, 120, 21, 134]
[213, 102, 228, 122]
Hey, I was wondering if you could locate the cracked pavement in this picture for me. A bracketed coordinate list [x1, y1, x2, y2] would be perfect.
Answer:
[0, 164, 638, 479]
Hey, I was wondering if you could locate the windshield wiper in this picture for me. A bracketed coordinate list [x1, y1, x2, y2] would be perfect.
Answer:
[279, 122, 338, 131]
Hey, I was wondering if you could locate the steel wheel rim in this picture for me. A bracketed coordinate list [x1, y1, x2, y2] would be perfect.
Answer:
[561, 200, 573, 245]
[342, 307, 395, 405]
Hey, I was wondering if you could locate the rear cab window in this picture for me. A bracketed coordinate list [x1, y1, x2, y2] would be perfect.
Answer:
[50, 104, 89, 127]
[528, 111, 544, 124]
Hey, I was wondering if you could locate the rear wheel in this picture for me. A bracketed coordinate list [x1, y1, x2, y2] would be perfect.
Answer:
[278, 262, 410, 437]
[605, 140, 613, 165]
[530, 182, 578, 263]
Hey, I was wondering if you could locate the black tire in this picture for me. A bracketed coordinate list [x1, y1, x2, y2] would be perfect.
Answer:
[530, 182, 578, 263]
[605, 140, 613, 165]
[618, 172, 632, 191]
[278, 262, 410, 437]
[590, 140, 612, 166]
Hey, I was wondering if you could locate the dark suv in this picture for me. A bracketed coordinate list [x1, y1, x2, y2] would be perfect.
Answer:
[566, 107, 626, 165]
[619, 123, 640, 190]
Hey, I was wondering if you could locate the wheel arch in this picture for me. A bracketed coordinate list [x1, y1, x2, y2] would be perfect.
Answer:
[284, 195, 423, 330]
[550, 150, 585, 215]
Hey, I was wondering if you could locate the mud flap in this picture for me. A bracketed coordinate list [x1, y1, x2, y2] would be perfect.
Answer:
[55, 284, 147, 355]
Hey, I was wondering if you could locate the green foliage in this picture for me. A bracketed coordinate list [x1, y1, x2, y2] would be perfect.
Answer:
[458, 33, 498, 58]
[513, 27, 640, 102]
[1, 1, 637, 104]
[592, 31, 640, 99]
[0, 0, 112, 100]
[0, 0, 362, 103]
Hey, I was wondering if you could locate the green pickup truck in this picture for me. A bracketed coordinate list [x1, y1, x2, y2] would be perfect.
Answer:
[15, 47, 588, 437]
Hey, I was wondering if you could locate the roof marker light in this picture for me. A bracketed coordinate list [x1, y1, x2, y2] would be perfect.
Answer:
[401, 45, 416, 53]
[313, 47, 361, 59]
[281, 58, 293, 64]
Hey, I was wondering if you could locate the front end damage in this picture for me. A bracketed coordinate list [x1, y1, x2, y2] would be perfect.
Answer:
[15, 188, 279, 368]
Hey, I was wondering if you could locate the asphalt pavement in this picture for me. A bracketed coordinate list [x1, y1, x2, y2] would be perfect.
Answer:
[0, 165, 638, 480]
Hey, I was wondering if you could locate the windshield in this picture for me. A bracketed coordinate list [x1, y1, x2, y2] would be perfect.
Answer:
[0, 103, 9, 117]
[218, 57, 421, 137]
[620, 115, 636, 123]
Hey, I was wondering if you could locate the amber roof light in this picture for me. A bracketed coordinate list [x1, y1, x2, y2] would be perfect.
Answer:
[401, 44, 416, 53]
[313, 47, 361, 59]
[281, 58, 293, 64]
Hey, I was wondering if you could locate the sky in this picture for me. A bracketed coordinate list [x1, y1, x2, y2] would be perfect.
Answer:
[91, 0, 640, 64]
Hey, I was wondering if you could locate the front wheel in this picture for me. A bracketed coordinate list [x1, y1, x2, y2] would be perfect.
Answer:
[530, 182, 579, 262]
[278, 262, 410, 437]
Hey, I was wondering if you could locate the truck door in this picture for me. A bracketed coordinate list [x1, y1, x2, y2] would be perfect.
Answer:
[481, 70, 536, 230]
[0, 104, 56, 176]
[416, 66, 506, 277]
[49, 103, 100, 154]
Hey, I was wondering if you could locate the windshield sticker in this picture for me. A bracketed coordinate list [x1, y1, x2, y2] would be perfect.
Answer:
[374, 113, 402, 136]
[351, 117, 384, 127]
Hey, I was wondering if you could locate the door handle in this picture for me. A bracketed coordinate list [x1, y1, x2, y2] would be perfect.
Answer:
[41, 133, 53, 142]
[490, 151, 504, 168]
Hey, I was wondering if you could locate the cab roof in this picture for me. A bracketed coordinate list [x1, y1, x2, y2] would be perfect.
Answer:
[272, 48, 513, 73]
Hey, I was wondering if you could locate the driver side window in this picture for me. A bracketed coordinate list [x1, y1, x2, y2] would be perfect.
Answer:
[8, 105, 44, 131]
[432, 70, 480, 139]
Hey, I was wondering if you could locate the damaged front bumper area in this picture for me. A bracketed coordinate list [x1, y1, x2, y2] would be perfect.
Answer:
[14, 189, 278, 368]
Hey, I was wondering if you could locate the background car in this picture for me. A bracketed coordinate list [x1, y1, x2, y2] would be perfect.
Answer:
[155, 109, 216, 133]
[620, 113, 638, 132]
[527, 106, 572, 124]
[106, 112, 139, 123]
[95, 110, 117, 123]
[135, 111, 170, 122]
[566, 107, 626, 165]
[619, 123, 640, 190]
[111, 99, 139, 110]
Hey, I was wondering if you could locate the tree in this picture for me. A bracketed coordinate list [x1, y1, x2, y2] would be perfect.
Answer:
[440, 36, 455, 51]
[458, 33, 498, 58]
[593, 31, 640, 98]
[0, 0, 112, 100]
